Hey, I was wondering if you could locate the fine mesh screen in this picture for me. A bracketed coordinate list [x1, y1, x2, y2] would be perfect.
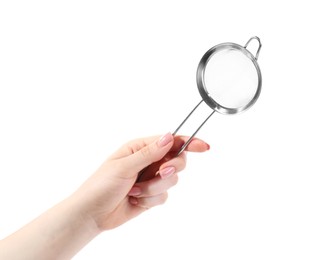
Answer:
[203, 48, 259, 109]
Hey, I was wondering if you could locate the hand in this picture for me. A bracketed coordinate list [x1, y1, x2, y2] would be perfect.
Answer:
[73, 133, 209, 231]
[0, 133, 209, 260]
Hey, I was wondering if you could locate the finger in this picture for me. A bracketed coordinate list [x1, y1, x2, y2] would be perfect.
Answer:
[136, 151, 186, 182]
[129, 192, 169, 209]
[111, 135, 209, 160]
[118, 133, 174, 176]
[110, 135, 161, 160]
[159, 152, 187, 174]
[129, 173, 178, 198]
[171, 136, 210, 153]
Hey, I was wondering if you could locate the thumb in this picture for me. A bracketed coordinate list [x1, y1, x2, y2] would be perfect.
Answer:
[119, 132, 174, 177]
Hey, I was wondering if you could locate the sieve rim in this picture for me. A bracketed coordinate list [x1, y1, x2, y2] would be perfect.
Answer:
[196, 42, 262, 115]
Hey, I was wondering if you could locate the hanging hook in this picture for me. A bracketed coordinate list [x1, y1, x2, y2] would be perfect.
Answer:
[244, 36, 262, 60]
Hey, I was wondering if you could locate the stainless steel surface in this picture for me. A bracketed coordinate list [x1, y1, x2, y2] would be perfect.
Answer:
[175, 108, 215, 156]
[244, 36, 262, 60]
[196, 37, 262, 115]
[138, 36, 262, 181]
[175, 36, 262, 151]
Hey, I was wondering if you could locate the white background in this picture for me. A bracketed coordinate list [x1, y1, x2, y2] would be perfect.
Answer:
[0, 1, 329, 259]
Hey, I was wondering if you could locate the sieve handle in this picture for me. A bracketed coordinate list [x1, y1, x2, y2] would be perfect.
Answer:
[137, 100, 214, 182]
[173, 100, 215, 156]
[244, 36, 262, 60]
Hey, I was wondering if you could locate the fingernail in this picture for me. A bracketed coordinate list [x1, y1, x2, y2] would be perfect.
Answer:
[128, 186, 141, 196]
[159, 166, 176, 179]
[157, 132, 173, 147]
[129, 197, 138, 205]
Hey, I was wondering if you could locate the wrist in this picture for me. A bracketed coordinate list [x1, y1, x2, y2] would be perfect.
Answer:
[65, 194, 102, 236]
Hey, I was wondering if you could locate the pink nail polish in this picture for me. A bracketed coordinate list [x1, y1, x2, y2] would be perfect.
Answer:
[157, 132, 173, 147]
[159, 166, 176, 179]
[129, 197, 138, 205]
[128, 187, 141, 196]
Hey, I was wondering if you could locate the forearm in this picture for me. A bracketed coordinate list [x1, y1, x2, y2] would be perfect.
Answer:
[0, 196, 100, 260]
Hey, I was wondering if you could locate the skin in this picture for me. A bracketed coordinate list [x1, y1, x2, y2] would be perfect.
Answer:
[0, 133, 209, 260]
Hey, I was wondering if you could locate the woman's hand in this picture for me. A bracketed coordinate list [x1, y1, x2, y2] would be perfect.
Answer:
[73, 133, 209, 231]
[0, 133, 209, 260]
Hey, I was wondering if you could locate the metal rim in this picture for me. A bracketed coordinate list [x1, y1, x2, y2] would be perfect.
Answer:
[196, 42, 262, 115]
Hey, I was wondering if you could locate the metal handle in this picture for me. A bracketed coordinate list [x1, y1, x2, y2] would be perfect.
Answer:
[244, 36, 262, 60]
[137, 100, 214, 182]
[173, 100, 215, 156]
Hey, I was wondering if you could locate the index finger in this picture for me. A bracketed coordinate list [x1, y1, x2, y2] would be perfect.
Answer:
[171, 136, 210, 153]
[110, 135, 209, 161]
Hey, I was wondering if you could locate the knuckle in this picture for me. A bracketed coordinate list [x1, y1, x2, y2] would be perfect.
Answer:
[170, 157, 186, 173]
[171, 174, 179, 186]
[159, 192, 168, 205]
[140, 145, 153, 159]
[143, 185, 152, 197]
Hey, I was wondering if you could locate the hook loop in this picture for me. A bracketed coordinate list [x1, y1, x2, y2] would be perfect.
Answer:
[244, 36, 262, 60]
